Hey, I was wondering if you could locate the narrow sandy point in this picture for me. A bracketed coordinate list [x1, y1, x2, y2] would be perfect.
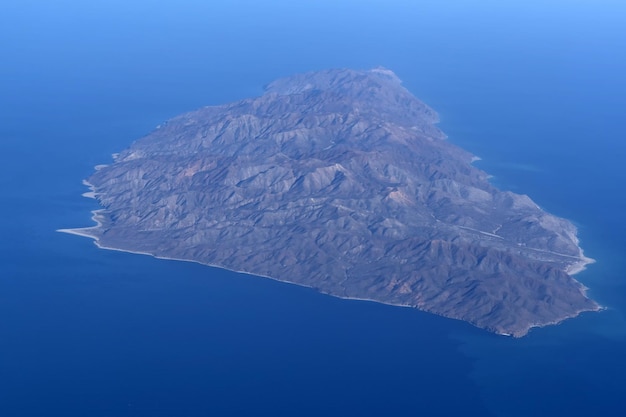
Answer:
[56, 209, 105, 240]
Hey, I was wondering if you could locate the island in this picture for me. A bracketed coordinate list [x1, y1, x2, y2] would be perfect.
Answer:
[60, 68, 600, 337]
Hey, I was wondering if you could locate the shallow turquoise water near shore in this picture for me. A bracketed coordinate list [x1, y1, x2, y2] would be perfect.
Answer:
[1, 1, 626, 415]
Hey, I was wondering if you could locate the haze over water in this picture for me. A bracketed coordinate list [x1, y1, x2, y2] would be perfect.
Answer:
[1, 1, 625, 416]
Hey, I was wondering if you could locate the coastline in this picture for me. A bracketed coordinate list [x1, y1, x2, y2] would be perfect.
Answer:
[566, 254, 596, 276]
[80, 180, 98, 200]
[59, 149, 601, 338]
[58, 200, 602, 339]
[57, 209, 104, 240]
[58, 219, 605, 338]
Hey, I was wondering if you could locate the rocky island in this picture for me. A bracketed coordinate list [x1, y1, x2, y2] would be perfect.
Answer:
[61, 68, 599, 337]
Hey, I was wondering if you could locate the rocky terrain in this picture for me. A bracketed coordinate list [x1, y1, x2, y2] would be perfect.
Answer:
[64, 68, 599, 336]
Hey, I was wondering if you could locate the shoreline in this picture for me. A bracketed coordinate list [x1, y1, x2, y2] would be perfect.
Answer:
[80, 180, 98, 200]
[60, 219, 603, 338]
[58, 169, 602, 338]
[57, 209, 104, 240]
[58, 207, 602, 338]
[58, 223, 606, 338]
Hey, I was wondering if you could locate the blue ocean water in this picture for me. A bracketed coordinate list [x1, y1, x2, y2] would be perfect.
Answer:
[1, 1, 625, 416]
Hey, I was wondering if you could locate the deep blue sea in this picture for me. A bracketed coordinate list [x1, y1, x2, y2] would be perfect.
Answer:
[2, 1, 626, 416]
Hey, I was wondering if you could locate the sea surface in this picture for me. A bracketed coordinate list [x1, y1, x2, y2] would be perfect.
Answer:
[1, 1, 625, 416]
